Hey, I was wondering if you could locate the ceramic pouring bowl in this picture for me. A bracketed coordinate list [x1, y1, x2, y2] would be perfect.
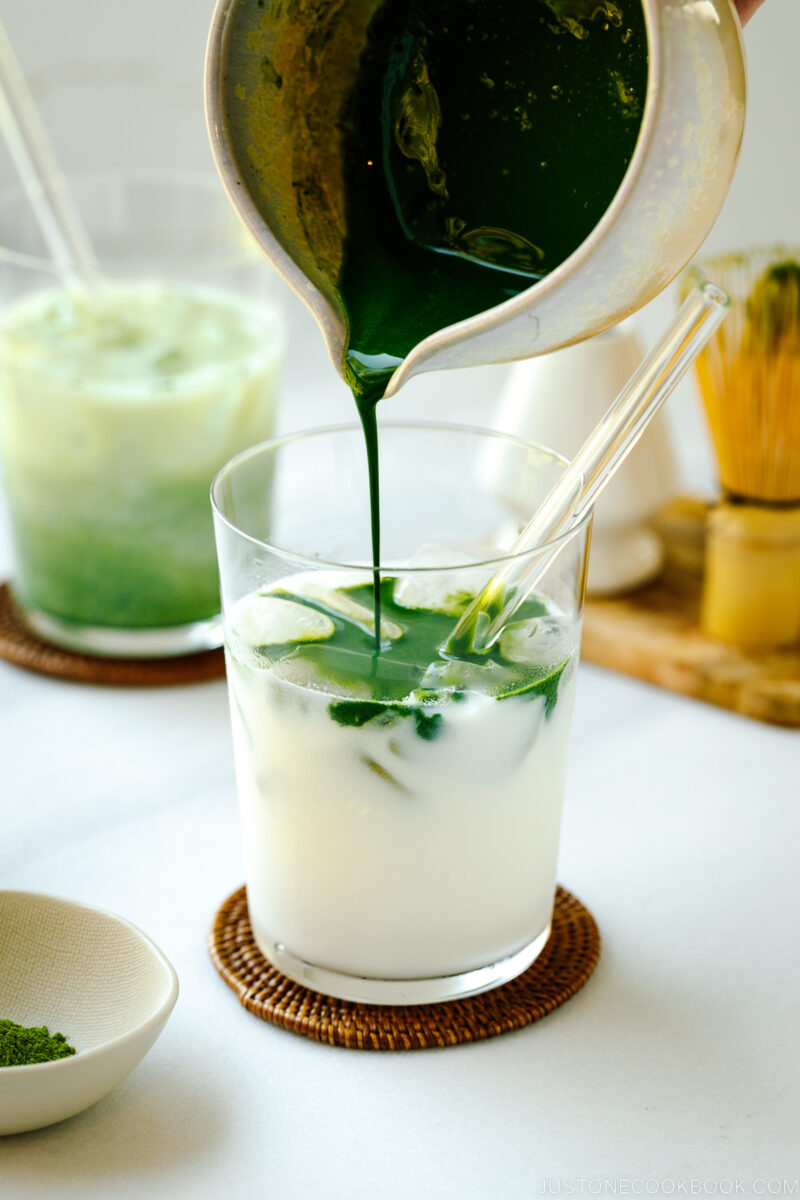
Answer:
[205, 0, 745, 395]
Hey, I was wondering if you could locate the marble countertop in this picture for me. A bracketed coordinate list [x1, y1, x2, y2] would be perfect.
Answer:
[2, 644, 799, 1197]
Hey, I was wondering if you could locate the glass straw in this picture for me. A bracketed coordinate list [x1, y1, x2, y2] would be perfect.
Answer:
[447, 282, 730, 655]
[0, 16, 99, 289]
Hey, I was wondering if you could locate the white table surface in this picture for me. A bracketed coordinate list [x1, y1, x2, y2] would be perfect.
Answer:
[2, 296, 799, 1198]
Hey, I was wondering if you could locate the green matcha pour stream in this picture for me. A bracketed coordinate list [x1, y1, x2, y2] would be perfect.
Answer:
[335, 0, 646, 646]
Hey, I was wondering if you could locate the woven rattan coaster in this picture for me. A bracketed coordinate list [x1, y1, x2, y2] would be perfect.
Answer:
[0, 583, 226, 687]
[210, 885, 600, 1050]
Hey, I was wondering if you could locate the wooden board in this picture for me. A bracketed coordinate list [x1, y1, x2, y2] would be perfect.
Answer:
[581, 498, 800, 728]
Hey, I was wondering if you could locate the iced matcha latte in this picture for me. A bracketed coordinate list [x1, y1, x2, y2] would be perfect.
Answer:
[227, 572, 578, 993]
[0, 279, 282, 653]
[213, 424, 590, 1003]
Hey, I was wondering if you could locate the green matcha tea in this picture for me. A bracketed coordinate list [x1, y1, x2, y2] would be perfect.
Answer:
[339, 0, 647, 405]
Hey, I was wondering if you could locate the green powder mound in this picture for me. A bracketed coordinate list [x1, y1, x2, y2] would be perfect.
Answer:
[0, 1018, 77, 1067]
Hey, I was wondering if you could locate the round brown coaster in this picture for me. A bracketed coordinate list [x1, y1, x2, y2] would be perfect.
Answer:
[0, 583, 226, 687]
[209, 885, 600, 1050]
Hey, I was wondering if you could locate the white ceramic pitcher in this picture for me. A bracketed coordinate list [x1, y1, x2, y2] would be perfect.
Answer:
[494, 319, 679, 594]
[205, 0, 746, 393]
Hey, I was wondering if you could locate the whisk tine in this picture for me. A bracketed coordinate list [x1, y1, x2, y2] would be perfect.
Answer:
[688, 247, 800, 504]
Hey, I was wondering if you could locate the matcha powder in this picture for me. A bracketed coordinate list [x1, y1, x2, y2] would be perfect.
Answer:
[0, 1018, 77, 1066]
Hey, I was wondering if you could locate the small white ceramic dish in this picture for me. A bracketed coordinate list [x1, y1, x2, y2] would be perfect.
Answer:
[0, 890, 179, 1136]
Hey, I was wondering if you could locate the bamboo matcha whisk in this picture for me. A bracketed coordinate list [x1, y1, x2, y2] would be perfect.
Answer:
[685, 248, 800, 649]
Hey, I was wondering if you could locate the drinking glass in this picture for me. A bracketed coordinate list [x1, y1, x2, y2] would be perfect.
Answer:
[0, 167, 283, 657]
[212, 422, 591, 1004]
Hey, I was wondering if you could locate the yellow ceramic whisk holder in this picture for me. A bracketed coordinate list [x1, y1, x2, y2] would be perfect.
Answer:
[701, 502, 800, 649]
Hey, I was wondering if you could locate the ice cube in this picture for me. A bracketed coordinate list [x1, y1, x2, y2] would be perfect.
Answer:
[285, 577, 404, 641]
[498, 615, 569, 667]
[418, 656, 515, 696]
[393, 542, 494, 616]
[231, 594, 335, 647]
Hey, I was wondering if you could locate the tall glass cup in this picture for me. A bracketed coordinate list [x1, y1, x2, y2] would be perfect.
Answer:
[0, 167, 283, 657]
[212, 423, 591, 1004]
